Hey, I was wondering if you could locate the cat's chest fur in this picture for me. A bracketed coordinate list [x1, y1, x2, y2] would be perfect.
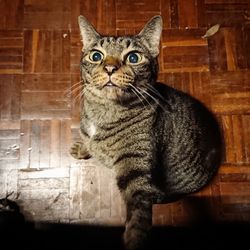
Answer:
[81, 102, 158, 168]
[87, 121, 96, 138]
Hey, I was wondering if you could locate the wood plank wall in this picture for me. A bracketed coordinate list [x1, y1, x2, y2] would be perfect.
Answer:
[0, 0, 250, 226]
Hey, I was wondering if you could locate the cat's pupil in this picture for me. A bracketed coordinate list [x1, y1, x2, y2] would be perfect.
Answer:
[92, 52, 102, 61]
[128, 53, 139, 63]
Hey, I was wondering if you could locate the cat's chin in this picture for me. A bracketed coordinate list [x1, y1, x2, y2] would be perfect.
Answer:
[103, 86, 127, 100]
[99, 85, 134, 103]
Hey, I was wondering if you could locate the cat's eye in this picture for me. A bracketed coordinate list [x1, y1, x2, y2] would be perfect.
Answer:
[89, 51, 104, 62]
[126, 52, 142, 64]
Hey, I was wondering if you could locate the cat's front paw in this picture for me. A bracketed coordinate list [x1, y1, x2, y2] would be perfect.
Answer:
[70, 141, 91, 160]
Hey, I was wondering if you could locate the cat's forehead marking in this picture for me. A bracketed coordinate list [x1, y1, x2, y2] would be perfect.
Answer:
[99, 36, 133, 50]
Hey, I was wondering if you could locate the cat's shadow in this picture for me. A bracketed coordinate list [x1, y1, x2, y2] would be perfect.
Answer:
[177, 195, 219, 225]
[0, 197, 249, 250]
[151, 195, 248, 250]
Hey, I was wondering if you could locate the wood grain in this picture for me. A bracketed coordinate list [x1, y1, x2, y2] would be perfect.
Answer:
[19, 119, 71, 170]
[24, 0, 71, 29]
[0, 31, 23, 74]
[161, 29, 209, 72]
[24, 30, 70, 73]
[21, 74, 71, 119]
[0, 0, 23, 30]
[0, 75, 21, 120]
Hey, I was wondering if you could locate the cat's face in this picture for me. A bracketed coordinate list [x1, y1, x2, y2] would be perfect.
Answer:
[79, 16, 162, 103]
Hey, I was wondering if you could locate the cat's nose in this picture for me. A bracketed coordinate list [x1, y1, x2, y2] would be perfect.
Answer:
[104, 65, 118, 75]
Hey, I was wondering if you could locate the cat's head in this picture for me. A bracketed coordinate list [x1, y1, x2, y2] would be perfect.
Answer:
[78, 15, 162, 104]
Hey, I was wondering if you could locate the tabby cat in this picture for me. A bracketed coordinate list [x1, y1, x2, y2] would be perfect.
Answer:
[70, 15, 222, 250]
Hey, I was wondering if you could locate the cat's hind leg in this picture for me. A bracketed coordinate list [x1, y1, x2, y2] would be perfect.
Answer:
[70, 141, 91, 159]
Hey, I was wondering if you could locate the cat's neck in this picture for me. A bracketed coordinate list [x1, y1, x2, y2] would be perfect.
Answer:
[82, 94, 156, 125]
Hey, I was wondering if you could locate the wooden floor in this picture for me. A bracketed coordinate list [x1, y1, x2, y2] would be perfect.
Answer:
[0, 0, 250, 227]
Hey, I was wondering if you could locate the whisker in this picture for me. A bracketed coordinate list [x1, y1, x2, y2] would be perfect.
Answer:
[137, 86, 166, 112]
[63, 80, 84, 97]
[72, 93, 81, 106]
[130, 88, 147, 109]
[72, 79, 84, 87]
[72, 87, 87, 105]
[70, 84, 84, 97]
[137, 87, 159, 103]
[71, 88, 81, 104]
[144, 83, 165, 101]
[79, 89, 86, 106]
[65, 80, 83, 92]
[129, 84, 153, 110]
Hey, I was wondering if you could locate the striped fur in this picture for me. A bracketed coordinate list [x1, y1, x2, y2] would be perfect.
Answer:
[70, 15, 223, 250]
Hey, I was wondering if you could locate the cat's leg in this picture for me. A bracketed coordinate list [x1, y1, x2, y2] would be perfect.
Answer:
[70, 141, 91, 159]
[116, 165, 164, 250]
[123, 194, 153, 250]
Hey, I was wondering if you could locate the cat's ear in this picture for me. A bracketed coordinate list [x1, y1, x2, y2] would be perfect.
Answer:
[78, 15, 100, 49]
[137, 16, 162, 57]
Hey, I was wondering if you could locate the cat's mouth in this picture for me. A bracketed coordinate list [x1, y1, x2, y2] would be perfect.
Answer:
[97, 80, 135, 102]
[103, 81, 118, 88]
